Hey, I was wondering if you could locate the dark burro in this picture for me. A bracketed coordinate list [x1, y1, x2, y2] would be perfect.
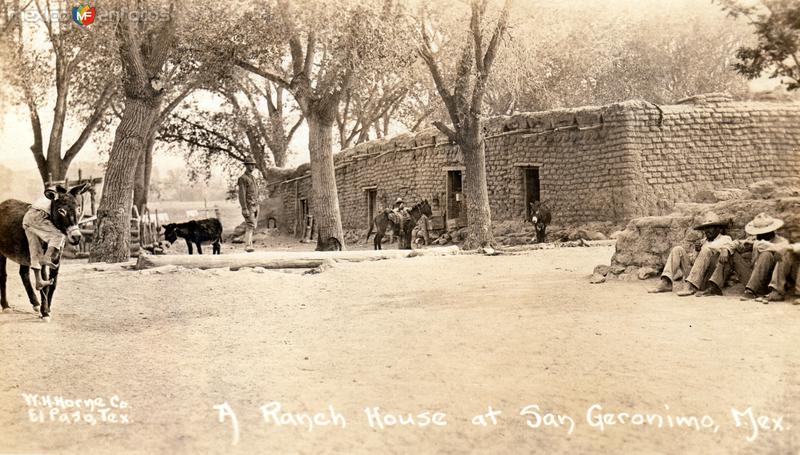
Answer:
[0, 184, 89, 321]
[367, 200, 433, 250]
[161, 219, 223, 255]
[530, 201, 552, 244]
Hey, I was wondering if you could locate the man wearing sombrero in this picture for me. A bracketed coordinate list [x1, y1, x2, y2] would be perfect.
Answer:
[765, 242, 800, 304]
[237, 157, 260, 253]
[731, 213, 789, 301]
[650, 212, 733, 296]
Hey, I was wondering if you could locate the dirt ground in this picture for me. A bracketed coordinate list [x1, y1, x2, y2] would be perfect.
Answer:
[1, 243, 799, 454]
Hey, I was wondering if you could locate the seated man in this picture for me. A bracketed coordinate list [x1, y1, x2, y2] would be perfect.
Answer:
[731, 213, 788, 300]
[649, 212, 733, 296]
[762, 243, 800, 304]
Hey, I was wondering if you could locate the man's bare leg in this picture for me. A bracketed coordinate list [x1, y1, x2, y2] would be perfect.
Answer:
[32, 268, 53, 290]
[244, 228, 254, 252]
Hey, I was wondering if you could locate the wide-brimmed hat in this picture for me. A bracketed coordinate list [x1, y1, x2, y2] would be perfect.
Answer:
[745, 213, 784, 235]
[693, 212, 728, 230]
[243, 157, 257, 165]
[395, 197, 404, 204]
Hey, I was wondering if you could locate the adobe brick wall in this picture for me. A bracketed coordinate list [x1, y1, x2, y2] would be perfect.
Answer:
[268, 94, 800, 236]
[626, 94, 800, 216]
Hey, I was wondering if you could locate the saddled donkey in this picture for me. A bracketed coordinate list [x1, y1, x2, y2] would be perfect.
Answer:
[367, 200, 432, 250]
[530, 200, 552, 243]
[0, 184, 89, 321]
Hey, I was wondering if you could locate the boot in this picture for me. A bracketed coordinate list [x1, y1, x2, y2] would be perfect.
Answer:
[765, 290, 784, 303]
[648, 277, 672, 293]
[695, 283, 722, 297]
[677, 283, 699, 297]
[740, 288, 757, 301]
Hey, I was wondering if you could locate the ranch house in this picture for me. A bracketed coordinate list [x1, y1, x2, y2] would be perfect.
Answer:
[265, 93, 800, 238]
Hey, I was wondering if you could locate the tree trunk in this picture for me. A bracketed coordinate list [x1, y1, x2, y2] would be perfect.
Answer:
[133, 130, 156, 214]
[307, 113, 345, 251]
[269, 112, 289, 168]
[461, 125, 494, 250]
[89, 98, 160, 263]
[45, 78, 68, 182]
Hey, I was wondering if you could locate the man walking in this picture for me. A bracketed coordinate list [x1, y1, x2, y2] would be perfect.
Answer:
[238, 158, 259, 253]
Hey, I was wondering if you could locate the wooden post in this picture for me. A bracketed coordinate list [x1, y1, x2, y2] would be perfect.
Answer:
[293, 180, 299, 237]
[155, 209, 161, 240]
[90, 182, 96, 215]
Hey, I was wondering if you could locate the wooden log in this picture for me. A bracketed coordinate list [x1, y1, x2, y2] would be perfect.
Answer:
[134, 246, 461, 270]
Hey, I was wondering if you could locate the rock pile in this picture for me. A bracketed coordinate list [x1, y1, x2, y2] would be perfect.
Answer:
[596, 180, 800, 281]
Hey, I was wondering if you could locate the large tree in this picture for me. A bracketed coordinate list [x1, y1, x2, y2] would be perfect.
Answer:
[718, 0, 800, 91]
[419, 0, 511, 250]
[89, 3, 177, 263]
[0, 0, 117, 184]
[232, 0, 413, 250]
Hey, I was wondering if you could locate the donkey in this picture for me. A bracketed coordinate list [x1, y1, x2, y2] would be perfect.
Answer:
[161, 218, 223, 255]
[0, 184, 89, 321]
[530, 200, 552, 243]
[366, 200, 432, 250]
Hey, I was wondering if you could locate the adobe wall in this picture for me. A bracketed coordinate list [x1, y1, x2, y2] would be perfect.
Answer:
[268, 95, 800, 237]
[625, 94, 800, 216]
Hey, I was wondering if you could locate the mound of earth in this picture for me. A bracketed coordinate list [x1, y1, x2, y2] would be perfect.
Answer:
[601, 180, 800, 281]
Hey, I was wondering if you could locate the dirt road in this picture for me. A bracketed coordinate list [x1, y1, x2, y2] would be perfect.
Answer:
[1, 245, 798, 454]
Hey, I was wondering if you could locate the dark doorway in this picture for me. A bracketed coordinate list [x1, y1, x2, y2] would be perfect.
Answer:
[524, 167, 540, 221]
[300, 198, 309, 220]
[365, 188, 377, 230]
[299, 198, 310, 239]
[446, 170, 466, 227]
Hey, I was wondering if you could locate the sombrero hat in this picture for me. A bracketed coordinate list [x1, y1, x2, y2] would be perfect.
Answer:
[693, 212, 728, 230]
[745, 213, 784, 235]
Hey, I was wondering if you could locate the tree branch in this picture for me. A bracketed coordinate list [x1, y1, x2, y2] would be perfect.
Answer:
[418, 22, 458, 124]
[304, 32, 316, 75]
[432, 121, 456, 142]
[235, 59, 291, 89]
[116, 8, 150, 90]
[156, 83, 196, 126]
[482, 0, 511, 75]
[471, 0, 484, 74]
[161, 116, 248, 159]
[63, 81, 116, 165]
[143, 3, 176, 74]
[471, 0, 511, 115]
[25, 91, 46, 180]
[287, 115, 304, 144]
